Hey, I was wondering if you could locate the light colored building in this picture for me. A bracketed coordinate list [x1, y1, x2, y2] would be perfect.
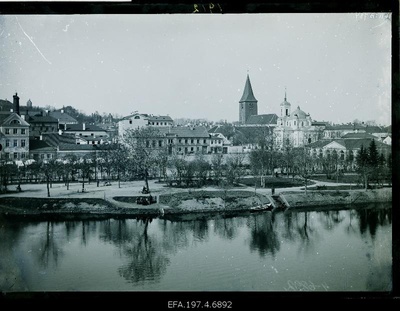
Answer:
[307, 137, 391, 171]
[118, 113, 173, 138]
[63, 123, 109, 144]
[274, 93, 325, 149]
[0, 94, 30, 162]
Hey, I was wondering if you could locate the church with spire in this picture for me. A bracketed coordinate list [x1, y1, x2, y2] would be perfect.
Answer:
[236, 73, 326, 149]
[238, 74, 278, 126]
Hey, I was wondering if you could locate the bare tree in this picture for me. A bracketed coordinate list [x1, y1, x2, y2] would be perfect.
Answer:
[123, 127, 163, 193]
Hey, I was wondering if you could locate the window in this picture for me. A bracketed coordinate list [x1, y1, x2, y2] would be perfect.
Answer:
[14, 153, 18, 159]
[21, 153, 26, 159]
[5, 140, 9, 147]
[134, 116, 140, 119]
[168, 139, 173, 144]
[13, 140, 18, 147]
[21, 139, 26, 147]
[152, 140, 156, 147]
[146, 140, 150, 148]
[47, 154, 51, 159]
[178, 147, 181, 152]
[191, 147, 194, 151]
[129, 120, 132, 124]
[294, 121, 296, 126]
[5, 129, 9, 134]
[191, 139, 194, 144]
[13, 129, 18, 134]
[197, 139, 200, 144]
[41, 154, 44, 159]
[158, 140, 162, 147]
[21, 129, 26, 135]
[203, 139, 206, 144]
[185, 139, 188, 144]
[5, 153, 9, 159]
[178, 139, 182, 143]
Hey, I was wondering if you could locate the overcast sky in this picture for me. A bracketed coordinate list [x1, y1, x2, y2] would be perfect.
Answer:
[0, 13, 391, 125]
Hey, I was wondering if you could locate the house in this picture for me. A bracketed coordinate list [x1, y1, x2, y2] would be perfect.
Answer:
[49, 109, 78, 130]
[0, 94, 30, 162]
[29, 139, 57, 161]
[25, 112, 59, 138]
[63, 123, 109, 144]
[306, 137, 391, 171]
[158, 126, 211, 155]
[118, 113, 173, 137]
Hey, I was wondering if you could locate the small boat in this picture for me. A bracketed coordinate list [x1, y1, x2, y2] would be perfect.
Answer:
[250, 203, 273, 213]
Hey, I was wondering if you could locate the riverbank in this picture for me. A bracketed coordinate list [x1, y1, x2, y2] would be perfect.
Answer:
[0, 180, 392, 220]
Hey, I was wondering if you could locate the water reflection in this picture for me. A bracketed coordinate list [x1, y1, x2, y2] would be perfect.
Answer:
[0, 204, 392, 291]
[247, 212, 280, 257]
[118, 218, 170, 284]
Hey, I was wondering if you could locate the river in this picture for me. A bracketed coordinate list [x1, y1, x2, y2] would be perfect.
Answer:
[0, 204, 392, 292]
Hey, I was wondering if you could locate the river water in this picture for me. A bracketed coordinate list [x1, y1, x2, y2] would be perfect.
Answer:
[0, 204, 392, 292]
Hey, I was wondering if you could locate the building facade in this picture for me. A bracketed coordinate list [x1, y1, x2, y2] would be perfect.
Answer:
[118, 113, 173, 138]
[0, 94, 30, 161]
[274, 94, 325, 149]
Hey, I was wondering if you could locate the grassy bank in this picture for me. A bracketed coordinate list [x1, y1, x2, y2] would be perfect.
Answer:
[282, 188, 392, 208]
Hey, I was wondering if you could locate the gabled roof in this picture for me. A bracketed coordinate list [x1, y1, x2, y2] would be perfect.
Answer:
[246, 114, 278, 125]
[65, 123, 106, 132]
[0, 99, 13, 111]
[158, 126, 210, 138]
[307, 138, 391, 151]
[40, 133, 76, 147]
[0, 112, 30, 127]
[29, 139, 57, 152]
[49, 111, 78, 123]
[341, 132, 376, 139]
[239, 75, 257, 103]
[27, 114, 58, 123]
[364, 126, 388, 134]
[325, 124, 366, 130]
[58, 143, 98, 151]
[147, 115, 173, 122]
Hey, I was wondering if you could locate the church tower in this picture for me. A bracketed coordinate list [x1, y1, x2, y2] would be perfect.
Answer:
[280, 89, 291, 117]
[239, 74, 258, 124]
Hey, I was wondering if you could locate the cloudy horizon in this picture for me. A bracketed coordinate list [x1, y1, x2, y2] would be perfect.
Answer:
[0, 13, 392, 125]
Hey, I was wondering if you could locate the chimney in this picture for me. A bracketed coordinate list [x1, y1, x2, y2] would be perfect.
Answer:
[83, 123, 86, 131]
[13, 92, 20, 115]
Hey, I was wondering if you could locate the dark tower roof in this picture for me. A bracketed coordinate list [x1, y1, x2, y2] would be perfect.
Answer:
[239, 74, 258, 103]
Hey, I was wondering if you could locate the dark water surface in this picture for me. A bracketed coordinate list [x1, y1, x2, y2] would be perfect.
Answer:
[0, 204, 392, 292]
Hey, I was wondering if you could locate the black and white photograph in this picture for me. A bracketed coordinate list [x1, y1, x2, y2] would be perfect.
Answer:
[0, 1, 396, 303]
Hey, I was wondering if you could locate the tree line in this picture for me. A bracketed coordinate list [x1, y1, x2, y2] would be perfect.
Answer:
[0, 128, 391, 195]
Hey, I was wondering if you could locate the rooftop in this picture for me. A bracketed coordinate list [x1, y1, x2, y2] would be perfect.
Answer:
[246, 114, 278, 125]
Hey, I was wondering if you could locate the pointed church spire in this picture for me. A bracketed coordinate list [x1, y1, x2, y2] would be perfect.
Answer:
[239, 74, 258, 103]
[284, 87, 287, 101]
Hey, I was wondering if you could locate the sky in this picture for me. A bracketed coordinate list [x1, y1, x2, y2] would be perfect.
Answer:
[0, 13, 392, 125]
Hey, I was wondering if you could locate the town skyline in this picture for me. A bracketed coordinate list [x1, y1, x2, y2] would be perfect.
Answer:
[0, 13, 392, 125]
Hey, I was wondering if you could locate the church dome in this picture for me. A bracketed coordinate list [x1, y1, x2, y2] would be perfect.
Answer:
[290, 106, 309, 119]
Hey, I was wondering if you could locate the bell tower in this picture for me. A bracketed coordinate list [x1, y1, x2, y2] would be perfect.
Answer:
[239, 74, 258, 124]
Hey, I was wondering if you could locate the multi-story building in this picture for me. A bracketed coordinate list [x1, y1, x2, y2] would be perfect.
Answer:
[62, 123, 109, 144]
[0, 93, 30, 162]
[158, 126, 210, 155]
[49, 109, 78, 130]
[274, 93, 325, 149]
[118, 113, 173, 138]
[25, 112, 59, 138]
[306, 137, 391, 171]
